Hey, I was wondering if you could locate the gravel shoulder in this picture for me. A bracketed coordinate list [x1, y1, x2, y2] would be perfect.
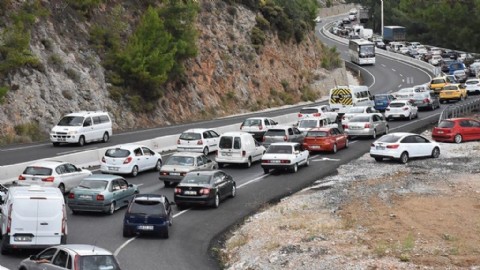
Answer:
[219, 126, 480, 269]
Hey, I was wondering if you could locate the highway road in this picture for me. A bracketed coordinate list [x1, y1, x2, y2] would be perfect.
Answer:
[0, 14, 440, 270]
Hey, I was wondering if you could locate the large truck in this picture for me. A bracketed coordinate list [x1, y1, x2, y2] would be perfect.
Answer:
[359, 7, 369, 23]
[383, 26, 406, 43]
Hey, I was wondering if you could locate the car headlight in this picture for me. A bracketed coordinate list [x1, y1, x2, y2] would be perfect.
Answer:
[67, 131, 78, 135]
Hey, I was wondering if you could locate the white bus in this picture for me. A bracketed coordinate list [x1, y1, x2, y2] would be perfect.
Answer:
[349, 39, 375, 65]
[329, 85, 374, 112]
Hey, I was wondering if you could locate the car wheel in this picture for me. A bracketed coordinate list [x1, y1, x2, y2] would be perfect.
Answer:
[102, 132, 109, 143]
[245, 157, 252, 168]
[203, 147, 209, 156]
[408, 113, 412, 120]
[131, 165, 139, 177]
[218, 163, 224, 168]
[332, 144, 337, 153]
[400, 152, 409, 164]
[305, 157, 310, 167]
[431, 147, 440, 158]
[230, 185, 236, 198]
[108, 202, 115, 215]
[292, 163, 298, 173]
[53, 142, 60, 147]
[78, 136, 85, 147]
[162, 228, 169, 239]
[454, 134, 463, 144]
[345, 138, 349, 148]
[212, 193, 220, 208]
[263, 168, 269, 174]
[374, 157, 383, 162]
[372, 129, 377, 139]
[385, 126, 389, 135]
[155, 160, 162, 171]
[1, 239, 9, 255]
[58, 183, 66, 195]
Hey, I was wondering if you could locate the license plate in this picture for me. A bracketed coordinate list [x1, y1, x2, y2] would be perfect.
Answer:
[108, 167, 119, 171]
[271, 160, 281, 163]
[79, 195, 92, 200]
[376, 103, 383, 105]
[184, 190, 197, 195]
[311, 145, 320, 149]
[437, 131, 444, 134]
[376, 146, 385, 150]
[170, 172, 180, 176]
[14, 236, 32, 242]
[222, 152, 232, 156]
[137, 225, 154, 230]
[58, 138, 66, 142]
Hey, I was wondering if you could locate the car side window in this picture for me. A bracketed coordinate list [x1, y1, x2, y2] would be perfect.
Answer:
[288, 128, 294, 135]
[52, 249, 69, 267]
[294, 128, 301, 135]
[65, 163, 77, 173]
[470, 120, 480, 128]
[294, 144, 301, 152]
[142, 147, 153, 156]
[414, 136, 429, 143]
[197, 157, 204, 166]
[112, 180, 121, 191]
[134, 148, 142, 156]
[93, 116, 102, 125]
[83, 117, 92, 127]
[203, 132, 210, 139]
[56, 165, 67, 175]
[401, 136, 415, 143]
[119, 179, 128, 189]
[264, 119, 269, 126]
[37, 247, 57, 261]
[209, 130, 220, 138]
[459, 120, 470, 127]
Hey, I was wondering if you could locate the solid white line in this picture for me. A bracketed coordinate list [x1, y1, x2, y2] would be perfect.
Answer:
[381, 64, 386, 67]
[0, 143, 51, 151]
[399, 74, 403, 77]
[114, 237, 137, 256]
[56, 147, 98, 155]
[237, 174, 270, 189]
[392, 69, 396, 72]
[398, 84, 402, 88]
[390, 113, 440, 131]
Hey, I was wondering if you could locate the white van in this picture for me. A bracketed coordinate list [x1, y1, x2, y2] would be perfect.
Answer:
[216, 132, 266, 168]
[50, 111, 112, 147]
[329, 85, 374, 112]
[0, 186, 67, 255]
[297, 117, 338, 133]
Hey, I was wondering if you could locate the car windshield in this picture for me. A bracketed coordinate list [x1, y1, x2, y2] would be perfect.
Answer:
[57, 116, 84, 126]
[466, 80, 479, 85]
[349, 116, 370, 122]
[266, 145, 292, 154]
[78, 255, 121, 270]
[299, 108, 318, 114]
[347, 107, 365, 113]
[166, 156, 194, 166]
[443, 85, 458, 90]
[375, 95, 388, 101]
[359, 45, 375, 57]
[23, 166, 52, 176]
[264, 129, 286, 137]
[105, 149, 130, 158]
[219, 136, 233, 149]
[306, 131, 328, 137]
[130, 199, 166, 216]
[438, 120, 455, 128]
[431, 79, 445, 84]
[299, 120, 318, 128]
[78, 180, 108, 190]
[179, 132, 201, 140]
[181, 174, 212, 185]
[242, 119, 261, 126]
[377, 134, 402, 143]
[389, 102, 406, 108]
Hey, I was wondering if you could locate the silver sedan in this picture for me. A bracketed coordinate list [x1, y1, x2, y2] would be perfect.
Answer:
[159, 152, 218, 187]
[344, 113, 389, 139]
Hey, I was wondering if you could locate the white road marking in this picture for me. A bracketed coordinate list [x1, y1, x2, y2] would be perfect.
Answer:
[312, 157, 341, 162]
[392, 69, 396, 72]
[399, 74, 403, 77]
[398, 84, 402, 88]
[114, 237, 137, 256]
[381, 64, 386, 67]
[0, 143, 51, 151]
[57, 147, 98, 155]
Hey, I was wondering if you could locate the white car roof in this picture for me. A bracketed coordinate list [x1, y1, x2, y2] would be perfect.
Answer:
[171, 152, 205, 158]
[182, 128, 214, 133]
[110, 144, 148, 151]
[26, 160, 66, 168]
[390, 100, 409, 104]
[65, 111, 109, 117]
[269, 142, 298, 146]
[58, 244, 114, 256]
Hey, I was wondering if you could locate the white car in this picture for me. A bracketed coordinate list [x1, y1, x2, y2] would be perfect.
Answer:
[240, 117, 278, 140]
[465, 78, 480, 95]
[297, 117, 338, 133]
[341, 106, 379, 124]
[392, 87, 416, 99]
[177, 128, 220, 156]
[385, 100, 419, 121]
[370, 132, 441, 163]
[429, 55, 442, 66]
[261, 142, 309, 174]
[298, 105, 338, 123]
[101, 144, 163, 177]
[17, 161, 92, 194]
[416, 45, 428, 55]
[314, 16, 322, 23]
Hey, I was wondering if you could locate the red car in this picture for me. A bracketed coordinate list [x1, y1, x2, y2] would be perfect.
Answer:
[432, 118, 480, 143]
[302, 127, 348, 153]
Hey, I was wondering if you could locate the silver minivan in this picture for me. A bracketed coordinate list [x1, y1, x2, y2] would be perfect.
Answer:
[262, 126, 305, 148]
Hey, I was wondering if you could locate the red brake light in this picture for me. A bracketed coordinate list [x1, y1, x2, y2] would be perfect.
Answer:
[42, 176, 55, 182]
[160, 171, 168, 176]
[280, 160, 290, 164]
[298, 113, 303, 118]
[180, 172, 187, 176]
[68, 193, 75, 199]
[284, 136, 288, 141]
[199, 188, 210, 195]
[343, 124, 348, 129]
[371, 143, 375, 147]
[424, 98, 430, 103]
[197, 140, 203, 145]
[18, 175, 26, 180]
[101, 157, 106, 163]
[403, 107, 409, 111]
[313, 113, 321, 117]
[6, 204, 12, 233]
[174, 188, 181, 194]
[123, 157, 132, 164]
[96, 194, 104, 201]
[177, 139, 180, 144]
[387, 144, 400, 149]
[242, 151, 246, 157]
[364, 123, 371, 128]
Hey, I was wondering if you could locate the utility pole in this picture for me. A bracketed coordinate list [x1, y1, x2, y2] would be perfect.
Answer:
[381, 0, 384, 37]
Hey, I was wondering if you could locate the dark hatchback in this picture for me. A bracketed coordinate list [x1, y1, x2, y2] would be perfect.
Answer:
[174, 170, 236, 209]
[123, 194, 174, 239]
[373, 94, 396, 111]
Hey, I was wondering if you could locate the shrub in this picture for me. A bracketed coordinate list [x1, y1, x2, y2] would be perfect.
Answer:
[321, 46, 342, 70]
[66, 0, 102, 14]
[65, 68, 80, 82]
[14, 121, 47, 143]
[251, 26, 266, 46]
[48, 54, 63, 67]
[255, 14, 270, 30]
[0, 86, 8, 103]
[301, 86, 318, 101]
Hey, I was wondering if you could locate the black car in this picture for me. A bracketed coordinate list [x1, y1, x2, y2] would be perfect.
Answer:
[174, 170, 236, 209]
[442, 50, 459, 60]
[123, 194, 174, 238]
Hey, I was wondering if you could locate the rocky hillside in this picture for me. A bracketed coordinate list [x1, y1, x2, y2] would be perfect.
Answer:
[0, 0, 352, 144]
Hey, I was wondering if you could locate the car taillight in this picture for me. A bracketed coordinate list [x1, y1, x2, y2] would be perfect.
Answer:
[180, 172, 187, 176]
[6, 204, 12, 233]
[387, 144, 400, 149]
[242, 151, 246, 157]
[370, 143, 375, 147]
[160, 171, 168, 176]
[68, 193, 75, 199]
[262, 160, 270, 163]
[423, 98, 430, 103]
[123, 157, 132, 164]
[298, 113, 303, 117]
[174, 188, 181, 194]
[197, 140, 203, 145]
[403, 107, 409, 111]
[386, 108, 390, 111]
[284, 136, 288, 141]
[343, 124, 348, 129]
[18, 175, 26, 180]
[177, 139, 180, 144]
[96, 194, 104, 201]
[364, 123, 371, 128]
[42, 176, 55, 182]
[280, 160, 290, 163]
[101, 157, 106, 163]
[199, 188, 210, 195]
[313, 113, 321, 117]
[259, 125, 263, 130]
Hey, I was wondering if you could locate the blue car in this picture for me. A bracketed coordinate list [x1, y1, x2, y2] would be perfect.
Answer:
[123, 194, 174, 238]
[67, 174, 139, 215]
[373, 94, 396, 112]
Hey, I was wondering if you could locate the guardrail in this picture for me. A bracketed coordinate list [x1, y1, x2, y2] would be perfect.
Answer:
[321, 22, 437, 77]
[438, 97, 480, 124]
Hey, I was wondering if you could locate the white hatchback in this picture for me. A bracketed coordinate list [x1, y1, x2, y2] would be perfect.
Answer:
[384, 100, 419, 121]
[370, 132, 441, 163]
[465, 79, 480, 95]
[101, 144, 163, 177]
[177, 128, 220, 156]
[17, 161, 92, 194]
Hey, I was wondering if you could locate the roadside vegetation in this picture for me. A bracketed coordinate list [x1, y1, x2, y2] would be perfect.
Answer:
[347, 0, 480, 52]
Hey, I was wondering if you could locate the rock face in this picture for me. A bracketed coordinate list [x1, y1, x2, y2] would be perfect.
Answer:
[0, 1, 350, 140]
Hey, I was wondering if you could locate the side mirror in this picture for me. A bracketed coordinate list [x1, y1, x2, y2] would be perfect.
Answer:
[294, 150, 300, 155]
[29, 255, 38, 260]
[128, 184, 133, 187]
[83, 122, 91, 127]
